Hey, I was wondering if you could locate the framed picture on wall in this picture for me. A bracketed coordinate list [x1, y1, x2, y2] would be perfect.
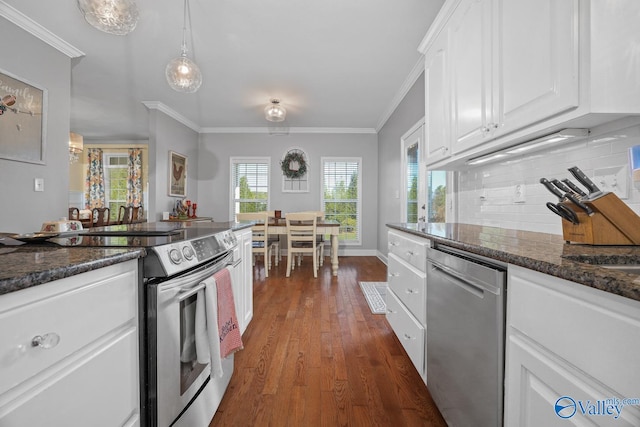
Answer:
[169, 150, 187, 197]
[0, 68, 47, 164]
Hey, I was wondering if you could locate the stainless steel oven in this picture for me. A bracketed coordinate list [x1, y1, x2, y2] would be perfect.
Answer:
[50, 222, 240, 427]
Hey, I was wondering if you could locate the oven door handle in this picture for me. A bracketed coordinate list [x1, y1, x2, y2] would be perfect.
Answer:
[177, 283, 205, 302]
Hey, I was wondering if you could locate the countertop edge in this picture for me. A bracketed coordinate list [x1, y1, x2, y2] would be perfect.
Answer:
[387, 223, 640, 303]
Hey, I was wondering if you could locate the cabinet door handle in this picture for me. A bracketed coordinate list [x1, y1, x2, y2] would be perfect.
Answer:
[32, 333, 61, 349]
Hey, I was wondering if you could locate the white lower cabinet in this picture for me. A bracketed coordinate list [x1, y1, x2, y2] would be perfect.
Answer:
[0, 260, 141, 426]
[505, 265, 640, 426]
[233, 227, 253, 335]
[386, 229, 429, 382]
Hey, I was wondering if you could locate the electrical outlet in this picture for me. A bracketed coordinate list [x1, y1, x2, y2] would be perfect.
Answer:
[513, 183, 526, 203]
[594, 165, 628, 199]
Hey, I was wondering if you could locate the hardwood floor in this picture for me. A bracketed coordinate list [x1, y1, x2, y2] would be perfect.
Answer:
[210, 256, 447, 427]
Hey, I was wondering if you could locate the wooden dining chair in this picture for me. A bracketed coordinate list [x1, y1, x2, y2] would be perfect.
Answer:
[68, 207, 80, 221]
[295, 211, 325, 267]
[286, 212, 322, 278]
[237, 212, 278, 277]
[92, 207, 110, 227]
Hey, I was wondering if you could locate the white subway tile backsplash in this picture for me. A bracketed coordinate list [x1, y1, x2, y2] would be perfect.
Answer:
[456, 121, 640, 236]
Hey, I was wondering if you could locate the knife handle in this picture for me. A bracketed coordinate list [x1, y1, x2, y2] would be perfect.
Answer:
[568, 166, 601, 194]
[540, 178, 564, 200]
[551, 179, 574, 196]
[564, 192, 594, 216]
[561, 179, 588, 197]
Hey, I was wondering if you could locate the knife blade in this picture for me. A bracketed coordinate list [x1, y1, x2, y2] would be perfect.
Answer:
[539, 178, 564, 200]
[564, 192, 594, 216]
[561, 178, 588, 198]
[568, 166, 602, 195]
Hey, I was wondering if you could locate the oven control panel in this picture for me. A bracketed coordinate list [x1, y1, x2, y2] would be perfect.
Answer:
[145, 229, 238, 277]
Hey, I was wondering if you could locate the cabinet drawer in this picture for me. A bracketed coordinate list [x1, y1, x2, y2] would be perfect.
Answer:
[388, 230, 428, 272]
[388, 253, 426, 325]
[386, 290, 425, 377]
[0, 261, 138, 396]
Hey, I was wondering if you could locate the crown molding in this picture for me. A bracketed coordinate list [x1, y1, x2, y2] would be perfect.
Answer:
[0, 1, 84, 58]
[141, 101, 201, 133]
[200, 127, 377, 135]
[375, 57, 425, 132]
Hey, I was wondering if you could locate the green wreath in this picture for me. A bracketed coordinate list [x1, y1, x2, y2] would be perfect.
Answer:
[281, 151, 307, 179]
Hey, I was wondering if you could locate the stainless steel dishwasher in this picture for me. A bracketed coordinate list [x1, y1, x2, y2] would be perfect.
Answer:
[426, 244, 507, 427]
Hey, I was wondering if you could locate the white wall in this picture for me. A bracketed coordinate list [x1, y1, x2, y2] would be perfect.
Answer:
[376, 73, 425, 257]
[0, 17, 72, 233]
[457, 118, 640, 234]
[197, 132, 379, 252]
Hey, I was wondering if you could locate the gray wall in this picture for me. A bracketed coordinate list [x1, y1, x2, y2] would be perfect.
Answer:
[0, 18, 72, 233]
[376, 73, 425, 260]
[197, 132, 379, 253]
[147, 109, 200, 221]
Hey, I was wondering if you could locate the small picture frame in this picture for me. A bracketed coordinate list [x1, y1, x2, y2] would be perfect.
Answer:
[0, 68, 47, 164]
[169, 150, 187, 197]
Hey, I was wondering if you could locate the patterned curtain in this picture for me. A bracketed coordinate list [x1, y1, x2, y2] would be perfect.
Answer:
[84, 148, 105, 209]
[127, 148, 143, 206]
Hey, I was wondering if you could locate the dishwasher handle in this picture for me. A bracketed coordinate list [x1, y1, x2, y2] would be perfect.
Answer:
[429, 260, 497, 297]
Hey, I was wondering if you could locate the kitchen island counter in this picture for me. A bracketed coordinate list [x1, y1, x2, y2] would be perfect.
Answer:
[0, 244, 145, 296]
[387, 223, 640, 302]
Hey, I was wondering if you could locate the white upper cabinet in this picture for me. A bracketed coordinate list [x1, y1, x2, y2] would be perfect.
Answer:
[420, 0, 640, 168]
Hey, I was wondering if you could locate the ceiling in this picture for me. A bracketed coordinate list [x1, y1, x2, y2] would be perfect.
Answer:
[2, 0, 444, 140]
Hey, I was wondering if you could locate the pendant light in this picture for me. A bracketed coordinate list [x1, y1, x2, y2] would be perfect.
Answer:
[265, 99, 286, 122]
[165, 0, 202, 93]
[77, 0, 139, 36]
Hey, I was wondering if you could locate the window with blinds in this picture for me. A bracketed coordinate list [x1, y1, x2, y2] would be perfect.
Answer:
[104, 154, 128, 221]
[230, 158, 270, 219]
[321, 157, 361, 245]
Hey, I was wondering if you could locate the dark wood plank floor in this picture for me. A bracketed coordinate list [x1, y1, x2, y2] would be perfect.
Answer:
[210, 255, 447, 427]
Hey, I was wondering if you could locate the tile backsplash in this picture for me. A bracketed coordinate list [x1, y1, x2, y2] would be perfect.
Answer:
[456, 119, 640, 235]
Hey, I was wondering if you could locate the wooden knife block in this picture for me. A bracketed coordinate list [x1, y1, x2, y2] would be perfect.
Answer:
[561, 193, 640, 245]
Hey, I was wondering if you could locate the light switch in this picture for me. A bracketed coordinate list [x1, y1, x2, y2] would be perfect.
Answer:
[34, 178, 44, 192]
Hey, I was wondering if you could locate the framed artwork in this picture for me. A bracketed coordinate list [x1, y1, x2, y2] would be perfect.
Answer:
[169, 150, 187, 197]
[0, 68, 47, 164]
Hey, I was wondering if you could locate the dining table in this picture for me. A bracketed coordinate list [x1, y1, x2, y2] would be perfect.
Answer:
[268, 218, 341, 276]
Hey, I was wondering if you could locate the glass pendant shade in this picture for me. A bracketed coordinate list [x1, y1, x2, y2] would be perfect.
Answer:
[166, 53, 203, 93]
[77, 0, 139, 35]
[69, 132, 84, 163]
[265, 99, 286, 122]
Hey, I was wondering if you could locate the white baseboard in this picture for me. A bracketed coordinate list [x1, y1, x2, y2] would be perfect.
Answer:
[376, 251, 388, 265]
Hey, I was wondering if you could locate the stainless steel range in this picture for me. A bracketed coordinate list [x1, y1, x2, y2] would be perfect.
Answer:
[51, 222, 240, 427]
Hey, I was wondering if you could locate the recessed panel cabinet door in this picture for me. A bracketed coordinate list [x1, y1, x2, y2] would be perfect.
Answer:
[424, 30, 451, 166]
[498, 0, 579, 134]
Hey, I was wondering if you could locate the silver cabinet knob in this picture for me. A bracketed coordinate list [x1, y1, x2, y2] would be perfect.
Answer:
[32, 333, 60, 349]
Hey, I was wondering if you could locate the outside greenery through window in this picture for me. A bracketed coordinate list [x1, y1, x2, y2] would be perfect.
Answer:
[104, 154, 128, 222]
[322, 158, 361, 244]
[231, 158, 270, 219]
[428, 170, 446, 222]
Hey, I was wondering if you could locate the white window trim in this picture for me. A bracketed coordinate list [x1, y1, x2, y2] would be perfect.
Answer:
[321, 156, 362, 246]
[229, 156, 271, 220]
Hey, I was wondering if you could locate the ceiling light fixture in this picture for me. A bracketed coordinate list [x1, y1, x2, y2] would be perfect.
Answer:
[77, 0, 139, 36]
[265, 99, 286, 122]
[165, 0, 202, 93]
[466, 128, 589, 166]
[69, 132, 84, 163]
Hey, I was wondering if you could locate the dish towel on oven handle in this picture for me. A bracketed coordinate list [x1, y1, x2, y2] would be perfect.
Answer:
[195, 267, 244, 377]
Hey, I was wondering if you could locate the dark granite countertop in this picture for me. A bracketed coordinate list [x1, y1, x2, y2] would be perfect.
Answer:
[0, 244, 145, 296]
[387, 223, 640, 303]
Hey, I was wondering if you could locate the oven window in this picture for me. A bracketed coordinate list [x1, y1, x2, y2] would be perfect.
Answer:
[180, 294, 207, 395]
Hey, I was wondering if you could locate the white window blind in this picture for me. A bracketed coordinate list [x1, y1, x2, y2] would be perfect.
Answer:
[321, 158, 361, 245]
[231, 158, 270, 220]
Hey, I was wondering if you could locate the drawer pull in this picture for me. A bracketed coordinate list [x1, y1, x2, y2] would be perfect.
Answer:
[405, 289, 417, 294]
[406, 251, 415, 256]
[31, 333, 60, 349]
[388, 272, 399, 278]
[403, 333, 414, 340]
[389, 242, 399, 247]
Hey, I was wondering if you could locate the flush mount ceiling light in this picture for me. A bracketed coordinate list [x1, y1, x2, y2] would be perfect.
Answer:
[165, 0, 202, 93]
[466, 129, 589, 166]
[265, 99, 286, 122]
[77, 0, 139, 35]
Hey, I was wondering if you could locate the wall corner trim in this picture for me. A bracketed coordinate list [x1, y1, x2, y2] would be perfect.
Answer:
[141, 101, 201, 133]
